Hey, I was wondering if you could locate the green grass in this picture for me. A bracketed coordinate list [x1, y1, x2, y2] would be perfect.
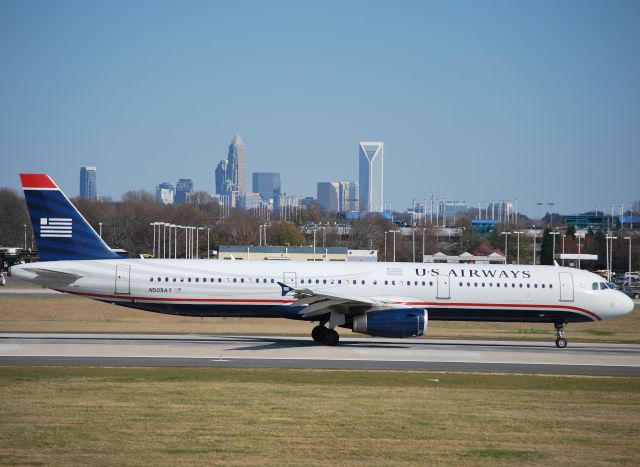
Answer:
[0, 367, 639, 466]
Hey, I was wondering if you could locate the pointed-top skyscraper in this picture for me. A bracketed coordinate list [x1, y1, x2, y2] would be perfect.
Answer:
[227, 133, 247, 195]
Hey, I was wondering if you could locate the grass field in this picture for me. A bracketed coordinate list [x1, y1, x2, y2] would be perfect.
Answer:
[0, 293, 639, 343]
[0, 367, 638, 465]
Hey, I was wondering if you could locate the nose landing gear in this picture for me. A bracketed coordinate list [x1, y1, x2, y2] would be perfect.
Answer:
[554, 322, 567, 348]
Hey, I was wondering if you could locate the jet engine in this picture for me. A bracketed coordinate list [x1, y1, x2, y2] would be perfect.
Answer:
[352, 308, 427, 338]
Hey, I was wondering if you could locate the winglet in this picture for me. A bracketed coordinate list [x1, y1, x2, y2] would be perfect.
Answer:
[277, 281, 295, 296]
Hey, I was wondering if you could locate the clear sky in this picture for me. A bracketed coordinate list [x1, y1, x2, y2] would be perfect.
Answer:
[1, 0, 638, 216]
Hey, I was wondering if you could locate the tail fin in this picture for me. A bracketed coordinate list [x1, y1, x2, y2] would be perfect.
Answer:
[20, 174, 120, 261]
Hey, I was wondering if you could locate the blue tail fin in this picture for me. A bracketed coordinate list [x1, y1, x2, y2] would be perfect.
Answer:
[20, 174, 120, 261]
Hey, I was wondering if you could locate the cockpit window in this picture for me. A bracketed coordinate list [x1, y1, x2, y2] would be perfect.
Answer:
[592, 282, 598, 290]
[599, 282, 608, 290]
[606, 283, 616, 289]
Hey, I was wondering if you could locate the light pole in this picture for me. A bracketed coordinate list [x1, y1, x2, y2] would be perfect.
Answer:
[412, 228, 416, 263]
[174, 225, 179, 258]
[196, 227, 204, 258]
[562, 234, 566, 266]
[533, 230, 537, 265]
[513, 231, 523, 265]
[392, 230, 398, 262]
[550, 231, 560, 265]
[207, 227, 211, 259]
[422, 228, 426, 263]
[23, 224, 27, 250]
[150, 223, 156, 257]
[501, 232, 511, 264]
[577, 232, 584, 269]
[605, 235, 617, 282]
[313, 228, 317, 261]
[99, 222, 103, 238]
[259, 224, 263, 246]
[624, 237, 631, 278]
[384, 231, 388, 262]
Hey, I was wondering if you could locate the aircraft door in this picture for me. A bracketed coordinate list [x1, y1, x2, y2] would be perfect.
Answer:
[115, 265, 131, 294]
[283, 272, 297, 288]
[436, 275, 450, 299]
[559, 272, 574, 301]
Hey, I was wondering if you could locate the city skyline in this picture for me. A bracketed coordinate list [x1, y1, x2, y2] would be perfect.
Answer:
[1, 1, 638, 216]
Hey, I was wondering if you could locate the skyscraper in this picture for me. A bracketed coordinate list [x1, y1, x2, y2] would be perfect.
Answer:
[253, 172, 281, 200]
[227, 134, 247, 195]
[358, 142, 384, 212]
[215, 159, 228, 195]
[175, 178, 193, 204]
[317, 182, 340, 212]
[338, 181, 359, 212]
[156, 182, 175, 205]
[79, 166, 97, 200]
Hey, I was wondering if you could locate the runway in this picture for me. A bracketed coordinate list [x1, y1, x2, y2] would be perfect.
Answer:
[1, 333, 639, 375]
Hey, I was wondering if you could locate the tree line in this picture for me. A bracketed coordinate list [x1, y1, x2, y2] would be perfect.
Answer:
[0, 187, 638, 271]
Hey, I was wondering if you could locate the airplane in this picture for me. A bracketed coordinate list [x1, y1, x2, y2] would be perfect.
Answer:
[11, 174, 635, 348]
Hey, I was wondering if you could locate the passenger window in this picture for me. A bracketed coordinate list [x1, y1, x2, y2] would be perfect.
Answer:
[534, 284, 537, 288]
[459, 282, 463, 287]
[157, 277, 161, 282]
[511, 283, 515, 288]
[150, 277, 153, 282]
[429, 281, 433, 286]
[338, 280, 342, 284]
[392, 281, 396, 286]
[316, 279, 320, 284]
[195, 278, 199, 283]
[422, 281, 425, 286]
[362, 280, 366, 285]
[526, 283, 530, 288]
[241, 278, 244, 283]
[323, 279, 327, 284]
[519, 284, 523, 288]
[353, 280, 357, 285]
[541, 284, 545, 288]
[497, 283, 500, 287]
[188, 278, 191, 283]
[384, 280, 388, 285]
[233, 278, 236, 283]
[271, 279, 274, 283]
[373, 280, 377, 285]
[549, 284, 553, 289]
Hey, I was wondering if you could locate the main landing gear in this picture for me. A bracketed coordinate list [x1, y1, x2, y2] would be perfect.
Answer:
[311, 323, 340, 346]
[554, 321, 568, 348]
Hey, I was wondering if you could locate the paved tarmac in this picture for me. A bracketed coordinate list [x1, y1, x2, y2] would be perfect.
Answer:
[1, 333, 639, 376]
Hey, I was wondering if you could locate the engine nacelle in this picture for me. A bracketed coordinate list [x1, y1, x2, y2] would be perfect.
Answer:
[352, 308, 428, 338]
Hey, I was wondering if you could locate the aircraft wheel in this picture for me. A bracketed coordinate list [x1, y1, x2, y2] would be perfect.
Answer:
[321, 329, 340, 346]
[555, 338, 567, 349]
[311, 325, 324, 343]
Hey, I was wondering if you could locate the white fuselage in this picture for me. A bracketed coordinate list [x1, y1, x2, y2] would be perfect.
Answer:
[12, 259, 635, 323]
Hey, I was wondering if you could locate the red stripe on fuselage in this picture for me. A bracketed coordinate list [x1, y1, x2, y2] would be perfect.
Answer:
[20, 174, 58, 189]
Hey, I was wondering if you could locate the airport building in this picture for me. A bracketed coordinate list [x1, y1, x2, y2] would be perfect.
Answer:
[253, 172, 281, 200]
[358, 142, 384, 212]
[218, 245, 378, 262]
[79, 166, 97, 200]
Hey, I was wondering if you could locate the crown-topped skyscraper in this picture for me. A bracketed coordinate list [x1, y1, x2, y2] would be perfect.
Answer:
[358, 142, 384, 212]
[227, 133, 247, 195]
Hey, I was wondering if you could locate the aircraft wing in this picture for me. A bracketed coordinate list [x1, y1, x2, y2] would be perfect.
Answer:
[277, 282, 389, 319]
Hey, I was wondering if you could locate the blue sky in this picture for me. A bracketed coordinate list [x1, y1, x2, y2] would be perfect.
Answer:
[1, 0, 638, 216]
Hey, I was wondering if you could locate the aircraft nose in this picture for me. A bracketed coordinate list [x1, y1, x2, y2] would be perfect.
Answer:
[619, 293, 635, 316]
